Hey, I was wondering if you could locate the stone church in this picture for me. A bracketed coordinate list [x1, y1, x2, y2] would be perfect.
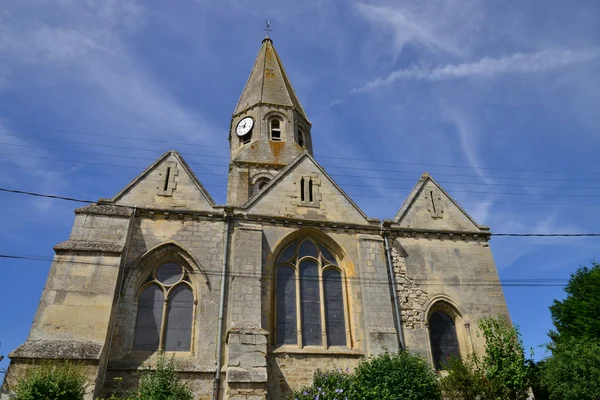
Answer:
[4, 37, 510, 399]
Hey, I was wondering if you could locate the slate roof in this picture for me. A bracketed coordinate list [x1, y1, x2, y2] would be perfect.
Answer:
[234, 38, 308, 120]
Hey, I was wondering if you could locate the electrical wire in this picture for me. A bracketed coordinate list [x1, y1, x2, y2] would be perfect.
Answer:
[4, 122, 599, 176]
[2, 186, 600, 235]
[0, 254, 569, 287]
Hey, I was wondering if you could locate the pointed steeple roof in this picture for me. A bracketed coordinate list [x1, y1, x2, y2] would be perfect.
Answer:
[234, 38, 308, 120]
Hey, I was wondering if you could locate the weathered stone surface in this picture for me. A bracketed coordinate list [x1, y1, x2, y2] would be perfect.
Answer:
[75, 204, 133, 217]
[10, 340, 103, 360]
[54, 240, 124, 253]
[226, 367, 268, 383]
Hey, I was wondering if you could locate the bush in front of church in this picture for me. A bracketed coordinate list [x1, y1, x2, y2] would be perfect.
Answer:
[351, 352, 441, 400]
[12, 361, 88, 400]
[292, 368, 354, 400]
[293, 352, 441, 400]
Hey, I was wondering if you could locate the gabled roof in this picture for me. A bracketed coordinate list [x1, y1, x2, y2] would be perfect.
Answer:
[392, 173, 488, 231]
[242, 152, 373, 223]
[109, 150, 215, 207]
[234, 38, 308, 120]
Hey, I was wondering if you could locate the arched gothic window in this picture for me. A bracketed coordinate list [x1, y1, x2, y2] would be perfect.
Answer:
[429, 310, 461, 369]
[133, 262, 194, 352]
[275, 238, 347, 348]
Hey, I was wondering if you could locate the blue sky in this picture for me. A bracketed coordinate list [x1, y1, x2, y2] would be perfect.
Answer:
[1, 0, 599, 375]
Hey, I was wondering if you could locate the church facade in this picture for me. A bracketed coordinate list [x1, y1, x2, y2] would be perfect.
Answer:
[4, 38, 510, 400]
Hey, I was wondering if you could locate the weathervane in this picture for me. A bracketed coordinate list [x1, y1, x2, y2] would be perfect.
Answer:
[264, 20, 272, 38]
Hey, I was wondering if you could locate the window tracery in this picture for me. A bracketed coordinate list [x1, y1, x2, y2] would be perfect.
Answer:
[275, 238, 348, 349]
[133, 262, 194, 352]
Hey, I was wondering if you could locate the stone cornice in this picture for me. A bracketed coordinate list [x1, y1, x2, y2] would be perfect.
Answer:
[54, 240, 124, 253]
[9, 340, 104, 360]
[75, 203, 133, 217]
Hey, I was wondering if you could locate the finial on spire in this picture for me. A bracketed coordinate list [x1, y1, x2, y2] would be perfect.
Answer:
[264, 20, 272, 39]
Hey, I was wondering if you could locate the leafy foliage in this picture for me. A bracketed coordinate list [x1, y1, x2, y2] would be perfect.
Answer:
[478, 317, 529, 399]
[293, 352, 441, 400]
[351, 352, 441, 400]
[439, 316, 530, 400]
[541, 337, 600, 400]
[549, 261, 600, 342]
[439, 356, 492, 400]
[293, 369, 353, 400]
[12, 361, 87, 400]
[99, 354, 193, 400]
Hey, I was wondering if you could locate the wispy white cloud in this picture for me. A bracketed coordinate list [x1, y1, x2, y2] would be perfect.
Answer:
[355, 48, 600, 92]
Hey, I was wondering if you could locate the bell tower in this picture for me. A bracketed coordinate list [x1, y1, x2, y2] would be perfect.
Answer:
[227, 37, 312, 206]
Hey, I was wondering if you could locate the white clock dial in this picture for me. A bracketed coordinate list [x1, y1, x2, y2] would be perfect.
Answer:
[236, 117, 254, 137]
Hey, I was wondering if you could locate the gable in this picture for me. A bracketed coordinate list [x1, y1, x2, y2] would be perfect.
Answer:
[392, 173, 484, 232]
[110, 151, 215, 211]
[244, 154, 370, 225]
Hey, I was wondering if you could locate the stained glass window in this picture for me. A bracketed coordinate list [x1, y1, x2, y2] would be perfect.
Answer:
[133, 263, 194, 352]
[275, 239, 347, 349]
[429, 311, 460, 370]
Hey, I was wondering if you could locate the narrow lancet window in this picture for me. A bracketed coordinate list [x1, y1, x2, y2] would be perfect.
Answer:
[276, 266, 297, 345]
[300, 260, 321, 346]
[300, 178, 305, 202]
[308, 179, 313, 203]
[324, 268, 346, 346]
[298, 129, 305, 147]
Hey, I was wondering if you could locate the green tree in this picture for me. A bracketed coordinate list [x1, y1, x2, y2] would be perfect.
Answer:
[539, 261, 600, 400]
[549, 261, 600, 342]
[541, 337, 600, 400]
[440, 316, 530, 400]
[12, 361, 88, 400]
[478, 317, 529, 399]
[351, 352, 441, 400]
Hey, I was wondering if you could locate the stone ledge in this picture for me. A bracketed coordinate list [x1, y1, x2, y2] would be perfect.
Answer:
[54, 240, 124, 253]
[271, 346, 364, 357]
[107, 360, 216, 373]
[75, 203, 132, 217]
[9, 340, 103, 360]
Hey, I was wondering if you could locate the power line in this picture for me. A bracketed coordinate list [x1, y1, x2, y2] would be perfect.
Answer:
[4, 122, 598, 177]
[2, 186, 600, 235]
[1, 183, 599, 208]
[0, 253, 569, 287]
[4, 159, 600, 198]
[3, 147, 600, 185]
[4, 160, 600, 192]
[0, 188, 93, 204]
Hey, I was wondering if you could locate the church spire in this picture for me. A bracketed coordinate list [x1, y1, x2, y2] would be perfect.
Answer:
[227, 37, 313, 206]
[234, 37, 308, 120]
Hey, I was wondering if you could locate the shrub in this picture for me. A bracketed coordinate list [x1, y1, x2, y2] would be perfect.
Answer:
[129, 353, 193, 400]
[439, 317, 530, 400]
[439, 356, 492, 400]
[293, 369, 354, 400]
[12, 361, 88, 400]
[351, 352, 441, 400]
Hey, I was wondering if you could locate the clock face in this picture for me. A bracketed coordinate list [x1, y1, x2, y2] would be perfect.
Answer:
[236, 117, 254, 137]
